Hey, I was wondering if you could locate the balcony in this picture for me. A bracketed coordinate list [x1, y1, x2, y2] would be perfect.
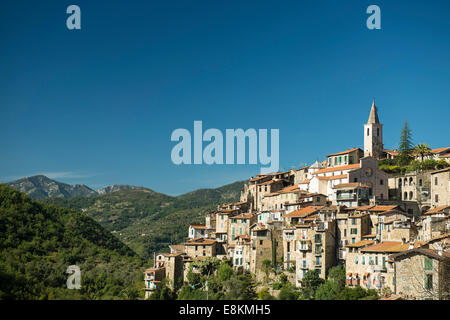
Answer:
[298, 245, 310, 251]
[300, 264, 309, 269]
[337, 193, 356, 200]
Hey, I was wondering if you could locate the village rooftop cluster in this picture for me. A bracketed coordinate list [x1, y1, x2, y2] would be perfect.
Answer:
[145, 101, 450, 300]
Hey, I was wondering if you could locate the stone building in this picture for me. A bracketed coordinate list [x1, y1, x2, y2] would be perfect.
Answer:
[389, 248, 450, 300]
[184, 238, 218, 259]
[144, 266, 165, 298]
[430, 167, 450, 207]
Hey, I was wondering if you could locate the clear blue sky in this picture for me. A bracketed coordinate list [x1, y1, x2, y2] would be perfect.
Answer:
[1, 0, 449, 195]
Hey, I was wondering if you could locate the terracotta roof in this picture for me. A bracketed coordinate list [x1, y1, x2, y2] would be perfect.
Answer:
[327, 148, 362, 157]
[346, 240, 375, 248]
[426, 232, 450, 243]
[283, 206, 324, 218]
[383, 149, 399, 156]
[368, 205, 399, 212]
[362, 241, 426, 253]
[316, 174, 348, 180]
[430, 147, 450, 154]
[439, 152, 450, 158]
[334, 182, 370, 189]
[233, 213, 256, 220]
[424, 205, 450, 215]
[362, 234, 377, 238]
[298, 179, 311, 184]
[169, 244, 185, 253]
[314, 163, 360, 175]
[144, 267, 165, 273]
[389, 248, 450, 262]
[185, 238, 217, 246]
[344, 205, 375, 211]
[278, 185, 300, 194]
[431, 167, 450, 174]
[189, 224, 208, 229]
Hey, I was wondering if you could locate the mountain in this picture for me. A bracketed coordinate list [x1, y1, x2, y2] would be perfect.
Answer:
[0, 184, 146, 300]
[5, 175, 98, 199]
[97, 184, 147, 195]
[44, 180, 247, 259]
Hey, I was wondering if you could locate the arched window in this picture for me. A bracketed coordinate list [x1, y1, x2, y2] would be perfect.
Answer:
[404, 192, 408, 200]
[398, 179, 402, 187]
[404, 178, 408, 186]
[409, 177, 413, 185]
[409, 191, 413, 200]
[419, 179, 423, 187]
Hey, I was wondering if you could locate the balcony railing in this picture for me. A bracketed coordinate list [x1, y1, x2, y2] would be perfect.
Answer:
[337, 194, 356, 200]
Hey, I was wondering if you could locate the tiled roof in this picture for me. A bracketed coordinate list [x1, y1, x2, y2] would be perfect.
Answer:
[362, 241, 426, 253]
[189, 224, 208, 229]
[283, 206, 324, 218]
[368, 205, 399, 212]
[334, 182, 370, 189]
[389, 248, 450, 262]
[431, 167, 450, 174]
[278, 185, 300, 194]
[316, 174, 348, 180]
[327, 147, 362, 157]
[360, 241, 402, 252]
[430, 147, 450, 154]
[233, 213, 256, 220]
[424, 205, 450, 215]
[313, 163, 360, 175]
[346, 240, 375, 248]
[185, 238, 217, 246]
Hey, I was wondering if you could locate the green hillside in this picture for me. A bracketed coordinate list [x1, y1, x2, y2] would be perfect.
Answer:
[44, 180, 247, 259]
[0, 184, 146, 300]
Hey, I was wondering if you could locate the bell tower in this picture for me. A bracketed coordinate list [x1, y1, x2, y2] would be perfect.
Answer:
[364, 99, 383, 158]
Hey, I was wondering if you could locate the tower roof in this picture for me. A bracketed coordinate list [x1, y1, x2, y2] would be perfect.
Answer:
[367, 99, 380, 124]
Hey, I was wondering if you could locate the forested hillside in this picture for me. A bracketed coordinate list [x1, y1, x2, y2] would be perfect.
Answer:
[0, 184, 146, 300]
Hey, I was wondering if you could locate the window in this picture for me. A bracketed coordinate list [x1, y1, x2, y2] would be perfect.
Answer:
[354, 178, 358, 182]
[377, 128, 379, 136]
[259, 240, 263, 245]
[362, 256, 365, 265]
[375, 256, 378, 265]
[380, 179, 384, 185]
[355, 255, 358, 264]
[398, 179, 402, 187]
[424, 258, 433, 271]
[349, 156, 354, 164]
[352, 218, 356, 225]
[424, 274, 433, 290]
[435, 177, 438, 185]
[419, 179, 423, 187]
[435, 194, 439, 202]
[352, 238, 355, 244]
[404, 192, 408, 200]
[380, 193, 384, 199]
[409, 191, 413, 200]
[367, 128, 370, 136]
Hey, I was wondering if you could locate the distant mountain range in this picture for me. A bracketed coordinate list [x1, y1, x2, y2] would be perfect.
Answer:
[4, 175, 147, 199]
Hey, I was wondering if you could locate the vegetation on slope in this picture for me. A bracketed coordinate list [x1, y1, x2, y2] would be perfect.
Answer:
[0, 184, 146, 300]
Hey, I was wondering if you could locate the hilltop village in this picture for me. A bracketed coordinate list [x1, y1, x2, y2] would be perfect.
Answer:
[144, 101, 450, 300]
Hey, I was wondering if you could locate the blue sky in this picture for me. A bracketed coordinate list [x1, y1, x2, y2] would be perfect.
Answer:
[1, 0, 449, 195]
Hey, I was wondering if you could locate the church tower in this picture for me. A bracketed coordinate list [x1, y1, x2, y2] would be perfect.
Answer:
[364, 99, 383, 158]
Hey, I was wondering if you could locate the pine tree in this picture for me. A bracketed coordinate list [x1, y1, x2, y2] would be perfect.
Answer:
[397, 121, 413, 166]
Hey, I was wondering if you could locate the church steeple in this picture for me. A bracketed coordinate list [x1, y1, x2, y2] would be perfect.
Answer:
[364, 99, 383, 158]
[367, 99, 380, 124]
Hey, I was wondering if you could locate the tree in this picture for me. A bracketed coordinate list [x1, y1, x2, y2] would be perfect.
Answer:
[414, 143, 432, 162]
[397, 121, 414, 166]
[217, 262, 234, 282]
[315, 280, 338, 300]
[257, 288, 275, 300]
[278, 286, 297, 300]
[299, 270, 324, 300]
